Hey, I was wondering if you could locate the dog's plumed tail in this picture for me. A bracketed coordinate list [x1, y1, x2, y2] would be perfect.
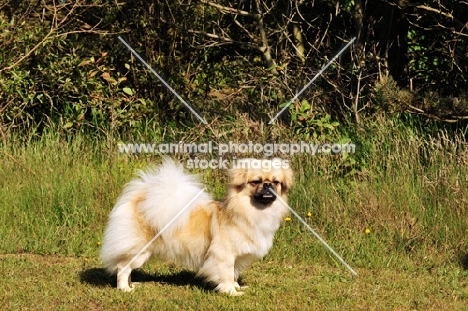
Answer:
[100, 158, 212, 273]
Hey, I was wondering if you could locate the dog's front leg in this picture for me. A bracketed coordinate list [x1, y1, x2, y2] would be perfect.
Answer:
[215, 259, 245, 296]
[198, 254, 244, 296]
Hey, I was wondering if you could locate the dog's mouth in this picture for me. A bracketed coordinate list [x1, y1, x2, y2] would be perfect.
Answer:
[253, 184, 277, 204]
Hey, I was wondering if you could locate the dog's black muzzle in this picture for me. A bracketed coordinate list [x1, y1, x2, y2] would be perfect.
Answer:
[253, 183, 277, 204]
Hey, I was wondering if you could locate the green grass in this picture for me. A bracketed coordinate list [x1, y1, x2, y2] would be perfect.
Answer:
[1, 118, 468, 309]
[0, 254, 467, 310]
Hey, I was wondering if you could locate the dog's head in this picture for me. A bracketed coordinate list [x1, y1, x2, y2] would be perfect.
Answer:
[229, 158, 293, 205]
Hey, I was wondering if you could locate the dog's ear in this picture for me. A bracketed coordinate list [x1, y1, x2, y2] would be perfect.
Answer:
[229, 166, 248, 187]
[281, 167, 294, 191]
[229, 158, 257, 187]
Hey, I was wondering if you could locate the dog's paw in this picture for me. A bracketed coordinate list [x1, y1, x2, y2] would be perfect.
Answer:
[118, 282, 140, 292]
[229, 290, 245, 296]
[220, 288, 245, 296]
[118, 285, 135, 292]
[234, 282, 249, 290]
[216, 282, 245, 296]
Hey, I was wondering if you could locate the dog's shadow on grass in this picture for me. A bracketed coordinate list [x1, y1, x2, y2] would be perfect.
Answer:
[80, 268, 208, 290]
[459, 251, 468, 271]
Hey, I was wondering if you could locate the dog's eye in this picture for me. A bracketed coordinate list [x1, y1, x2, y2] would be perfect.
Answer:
[272, 180, 280, 185]
[250, 180, 262, 185]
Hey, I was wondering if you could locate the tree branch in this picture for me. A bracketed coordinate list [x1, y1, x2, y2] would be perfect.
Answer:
[0, 1, 113, 72]
[188, 29, 260, 50]
[415, 4, 453, 19]
[197, 0, 279, 74]
[199, 0, 260, 19]
[254, 0, 278, 74]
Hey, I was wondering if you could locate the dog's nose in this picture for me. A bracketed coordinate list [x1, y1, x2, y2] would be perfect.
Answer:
[254, 181, 277, 204]
[261, 183, 275, 197]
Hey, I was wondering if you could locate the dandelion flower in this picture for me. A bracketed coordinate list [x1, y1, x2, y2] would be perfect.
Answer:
[284, 217, 291, 222]
[97, 241, 101, 245]
[365, 228, 371, 234]
[307, 212, 312, 217]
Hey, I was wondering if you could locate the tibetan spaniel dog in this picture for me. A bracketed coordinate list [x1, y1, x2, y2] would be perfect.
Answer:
[101, 158, 293, 295]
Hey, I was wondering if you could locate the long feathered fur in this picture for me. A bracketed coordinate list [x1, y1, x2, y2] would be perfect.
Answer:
[100, 158, 293, 295]
[101, 159, 212, 273]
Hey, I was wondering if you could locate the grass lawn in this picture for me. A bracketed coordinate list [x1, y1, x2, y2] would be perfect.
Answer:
[1, 253, 467, 310]
[1, 123, 468, 309]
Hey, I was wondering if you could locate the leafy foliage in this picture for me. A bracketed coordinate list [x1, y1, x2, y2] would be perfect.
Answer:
[0, 0, 467, 133]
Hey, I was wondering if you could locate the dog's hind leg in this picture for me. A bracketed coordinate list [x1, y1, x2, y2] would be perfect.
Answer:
[116, 251, 152, 291]
[117, 266, 134, 292]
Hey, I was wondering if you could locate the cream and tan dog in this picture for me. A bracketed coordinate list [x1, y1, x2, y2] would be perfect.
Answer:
[101, 158, 293, 295]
